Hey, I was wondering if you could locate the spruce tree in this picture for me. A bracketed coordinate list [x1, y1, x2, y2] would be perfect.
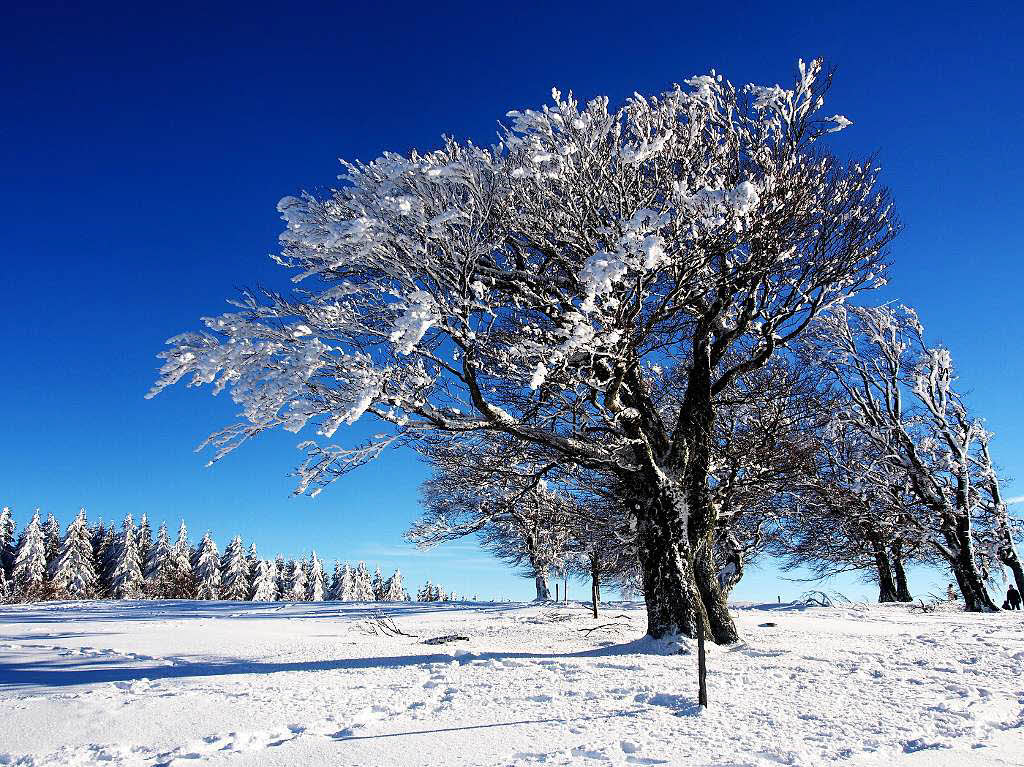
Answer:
[274, 554, 288, 596]
[245, 542, 260, 586]
[42, 512, 61, 568]
[95, 524, 118, 597]
[192, 532, 222, 600]
[109, 515, 144, 599]
[327, 560, 343, 600]
[12, 510, 48, 601]
[372, 566, 384, 600]
[49, 509, 98, 600]
[167, 521, 196, 598]
[307, 551, 326, 601]
[220, 536, 250, 600]
[136, 513, 153, 573]
[0, 507, 15, 578]
[353, 561, 374, 601]
[145, 522, 173, 597]
[285, 559, 307, 601]
[382, 569, 406, 601]
[416, 581, 432, 602]
[250, 558, 279, 601]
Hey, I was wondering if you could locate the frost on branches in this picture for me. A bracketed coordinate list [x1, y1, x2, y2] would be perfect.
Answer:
[148, 59, 896, 643]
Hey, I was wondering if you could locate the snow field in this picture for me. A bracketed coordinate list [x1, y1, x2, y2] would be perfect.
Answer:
[0, 600, 1021, 766]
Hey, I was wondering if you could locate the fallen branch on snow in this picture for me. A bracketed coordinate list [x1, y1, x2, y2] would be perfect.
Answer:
[423, 634, 470, 645]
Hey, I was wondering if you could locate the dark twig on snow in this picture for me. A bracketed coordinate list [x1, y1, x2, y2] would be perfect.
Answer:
[361, 610, 419, 638]
[577, 622, 629, 635]
[423, 634, 470, 645]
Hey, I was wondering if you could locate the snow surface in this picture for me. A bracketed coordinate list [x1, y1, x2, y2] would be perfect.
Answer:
[0, 600, 1021, 766]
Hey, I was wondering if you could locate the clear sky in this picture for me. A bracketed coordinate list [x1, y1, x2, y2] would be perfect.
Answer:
[2, 1, 1022, 602]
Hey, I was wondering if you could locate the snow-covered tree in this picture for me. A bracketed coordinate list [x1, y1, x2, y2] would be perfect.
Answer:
[811, 305, 998, 611]
[192, 532, 222, 600]
[381, 569, 406, 601]
[284, 558, 307, 601]
[307, 551, 326, 601]
[352, 561, 374, 601]
[273, 554, 287, 595]
[250, 558, 279, 601]
[220, 536, 250, 600]
[416, 580, 434, 602]
[12, 510, 48, 600]
[109, 515, 144, 599]
[94, 522, 117, 597]
[371, 566, 384, 600]
[148, 60, 895, 643]
[48, 509, 98, 600]
[42, 512, 61, 568]
[136, 513, 153, 574]
[0, 506, 15, 578]
[144, 522, 175, 597]
[329, 561, 354, 600]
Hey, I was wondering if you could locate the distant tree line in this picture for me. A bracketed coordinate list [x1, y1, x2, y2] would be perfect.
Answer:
[0, 507, 437, 605]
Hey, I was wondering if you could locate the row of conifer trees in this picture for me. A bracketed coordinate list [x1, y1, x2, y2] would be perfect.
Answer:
[0, 507, 456, 604]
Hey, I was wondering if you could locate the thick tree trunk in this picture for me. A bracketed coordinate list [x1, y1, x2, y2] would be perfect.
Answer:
[890, 540, 913, 602]
[634, 484, 700, 640]
[942, 519, 998, 612]
[870, 537, 898, 603]
[669, 342, 740, 645]
[591, 556, 600, 619]
[534, 572, 551, 601]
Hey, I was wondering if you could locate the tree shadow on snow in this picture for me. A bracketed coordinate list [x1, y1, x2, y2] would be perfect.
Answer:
[0, 637, 685, 693]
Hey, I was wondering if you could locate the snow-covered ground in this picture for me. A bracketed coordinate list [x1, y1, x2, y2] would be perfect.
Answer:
[0, 600, 1021, 766]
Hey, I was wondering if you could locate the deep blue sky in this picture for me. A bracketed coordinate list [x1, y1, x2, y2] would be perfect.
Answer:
[2, 1, 1022, 601]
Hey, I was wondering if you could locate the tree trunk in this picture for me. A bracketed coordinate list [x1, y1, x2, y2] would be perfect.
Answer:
[591, 556, 600, 619]
[674, 346, 740, 646]
[890, 541, 913, 602]
[634, 484, 700, 640]
[534, 572, 550, 601]
[942, 519, 998, 612]
[870, 537, 899, 603]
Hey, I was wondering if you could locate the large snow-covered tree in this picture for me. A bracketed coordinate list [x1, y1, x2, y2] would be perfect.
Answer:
[136, 514, 154, 574]
[192, 533, 222, 600]
[49, 509, 98, 600]
[147, 60, 897, 642]
[144, 521, 175, 597]
[12, 510, 49, 601]
[220, 536, 250, 600]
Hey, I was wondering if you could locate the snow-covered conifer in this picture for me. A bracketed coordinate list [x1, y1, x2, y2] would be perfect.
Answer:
[48, 509, 98, 600]
[144, 522, 173, 596]
[42, 512, 61, 568]
[136, 513, 153, 573]
[307, 551, 325, 601]
[371, 566, 384, 600]
[416, 580, 433, 602]
[95, 524, 117, 597]
[220, 536, 250, 600]
[12, 510, 48, 600]
[192, 533, 222, 600]
[285, 559, 307, 601]
[381, 569, 406, 601]
[274, 554, 287, 595]
[0, 506, 15, 578]
[250, 558, 279, 601]
[109, 515, 144, 599]
[161, 520, 195, 598]
[353, 561, 374, 601]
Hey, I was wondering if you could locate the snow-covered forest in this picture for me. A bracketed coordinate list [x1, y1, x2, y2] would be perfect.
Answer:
[0, 506, 466, 605]
[143, 59, 1022, 639]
